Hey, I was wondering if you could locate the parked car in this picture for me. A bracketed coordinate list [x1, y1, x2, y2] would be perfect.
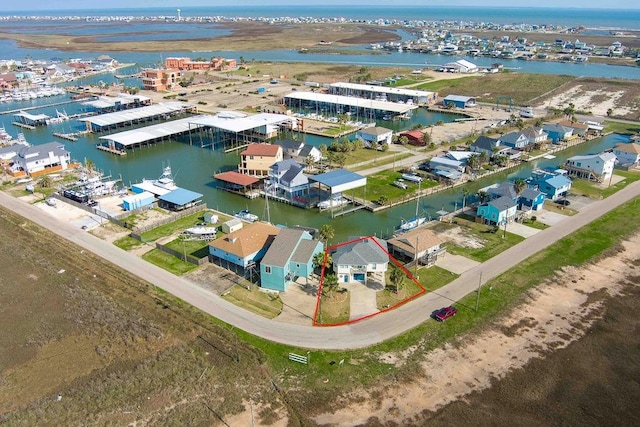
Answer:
[431, 306, 458, 322]
[556, 199, 571, 206]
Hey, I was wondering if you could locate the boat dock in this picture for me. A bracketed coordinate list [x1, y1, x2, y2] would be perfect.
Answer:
[96, 145, 127, 156]
[52, 132, 78, 142]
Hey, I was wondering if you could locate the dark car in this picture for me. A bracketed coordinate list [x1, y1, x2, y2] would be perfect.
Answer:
[557, 199, 571, 206]
[432, 306, 458, 322]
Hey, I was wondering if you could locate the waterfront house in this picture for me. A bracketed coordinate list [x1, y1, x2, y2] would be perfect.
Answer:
[387, 228, 446, 267]
[209, 222, 280, 269]
[565, 152, 616, 182]
[239, 143, 283, 177]
[521, 126, 548, 146]
[529, 171, 572, 200]
[141, 68, 180, 91]
[267, 159, 309, 203]
[557, 120, 589, 138]
[442, 95, 476, 109]
[428, 156, 465, 179]
[470, 135, 509, 157]
[332, 236, 389, 284]
[9, 142, 70, 177]
[476, 195, 517, 225]
[499, 131, 530, 149]
[297, 144, 323, 164]
[542, 123, 573, 143]
[398, 130, 426, 146]
[438, 59, 478, 73]
[518, 188, 546, 212]
[260, 228, 324, 292]
[274, 139, 304, 158]
[612, 142, 640, 167]
[486, 182, 517, 200]
[356, 126, 393, 148]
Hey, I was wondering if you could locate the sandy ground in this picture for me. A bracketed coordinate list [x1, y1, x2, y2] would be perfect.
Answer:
[536, 84, 634, 118]
[311, 232, 640, 426]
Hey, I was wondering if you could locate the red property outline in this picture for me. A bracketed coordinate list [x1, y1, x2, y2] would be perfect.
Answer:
[312, 236, 426, 326]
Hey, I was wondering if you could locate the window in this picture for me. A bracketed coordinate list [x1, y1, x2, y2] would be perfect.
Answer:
[265, 266, 271, 274]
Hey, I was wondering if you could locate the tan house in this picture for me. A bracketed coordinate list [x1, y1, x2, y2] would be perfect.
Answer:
[239, 144, 283, 177]
[208, 222, 281, 268]
[387, 228, 446, 266]
[140, 68, 180, 91]
[165, 57, 237, 71]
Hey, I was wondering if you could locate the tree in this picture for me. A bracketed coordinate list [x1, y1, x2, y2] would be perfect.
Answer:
[461, 187, 470, 212]
[304, 155, 316, 172]
[38, 175, 53, 189]
[322, 273, 339, 297]
[84, 158, 95, 173]
[319, 224, 335, 245]
[389, 264, 405, 294]
[334, 152, 347, 168]
[399, 135, 409, 146]
[313, 251, 332, 271]
[422, 132, 432, 146]
[514, 178, 526, 195]
[606, 108, 614, 117]
[377, 195, 388, 206]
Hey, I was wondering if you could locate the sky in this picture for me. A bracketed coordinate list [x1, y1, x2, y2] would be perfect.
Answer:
[6, 1, 639, 12]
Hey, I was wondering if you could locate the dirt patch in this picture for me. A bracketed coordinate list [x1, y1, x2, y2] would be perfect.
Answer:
[438, 225, 486, 249]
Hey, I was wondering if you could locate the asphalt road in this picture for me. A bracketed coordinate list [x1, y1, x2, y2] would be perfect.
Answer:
[2, 181, 639, 350]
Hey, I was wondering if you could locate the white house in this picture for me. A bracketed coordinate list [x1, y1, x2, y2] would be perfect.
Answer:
[333, 236, 389, 284]
[565, 152, 617, 182]
[612, 142, 640, 167]
[356, 126, 393, 148]
[10, 142, 70, 176]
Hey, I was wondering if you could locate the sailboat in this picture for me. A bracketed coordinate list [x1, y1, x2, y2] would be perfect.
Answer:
[399, 181, 427, 231]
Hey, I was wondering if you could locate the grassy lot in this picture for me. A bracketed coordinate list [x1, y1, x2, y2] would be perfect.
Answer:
[113, 235, 144, 251]
[521, 217, 549, 230]
[603, 121, 640, 135]
[570, 170, 640, 199]
[318, 289, 350, 324]
[140, 211, 208, 242]
[141, 248, 198, 275]
[350, 152, 413, 172]
[418, 73, 575, 105]
[376, 272, 424, 310]
[543, 200, 578, 216]
[418, 265, 460, 292]
[365, 170, 439, 203]
[164, 237, 213, 259]
[222, 284, 283, 319]
[439, 215, 525, 262]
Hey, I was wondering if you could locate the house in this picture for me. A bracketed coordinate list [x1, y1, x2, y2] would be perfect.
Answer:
[209, 222, 281, 268]
[439, 59, 478, 73]
[164, 57, 237, 71]
[9, 142, 70, 177]
[267, 159, 308, 203]
[332, 236, 389, 284]
[521, 126, 548, 145]
[470, 135, 509, 156]
[486, 182, 517, 200]
[140, 68, 180, 91]
[529, 172, 572, 200]
[274, 139, 304, 158]
[476, 195, 517, 225]
[297, 144, 323, 164]
[542, 123, 573, 143]
[612, 142, 640, 167]
[442, 95, 476, 109]
[259, 228, 324, 292]
[428, 156, 465, 176]
[239, 143, 283, 177]
[387, 228, 446, 266]
[518, 188, 546, 212]
[499, 131, 530, 149]
[356, 126, 393, 148]
[557, 120, 589, 138]
[398, 130, 426, 146]
[565, 152, 617, 182]
[157, 188, 203, 211]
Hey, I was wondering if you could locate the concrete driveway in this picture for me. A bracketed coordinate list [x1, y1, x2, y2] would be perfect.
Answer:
[506, 221, 541, 238]
[436, 253, 480, 275]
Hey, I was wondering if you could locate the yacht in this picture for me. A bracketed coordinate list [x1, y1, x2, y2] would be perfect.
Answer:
[235, 209, 259, 222]
[318, 194, 348, 209]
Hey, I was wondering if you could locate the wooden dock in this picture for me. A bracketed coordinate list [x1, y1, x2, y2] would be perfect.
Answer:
[53, 132, 78, 142]
[12, 122, 35, 130]
[96, 145, 126, 156]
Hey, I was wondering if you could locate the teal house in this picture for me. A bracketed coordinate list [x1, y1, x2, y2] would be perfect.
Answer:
[260, 228, 324, 292]
[476, 195, 517, 225]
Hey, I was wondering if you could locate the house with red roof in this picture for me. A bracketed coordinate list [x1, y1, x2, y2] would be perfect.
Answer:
[239, 143, 283, 177]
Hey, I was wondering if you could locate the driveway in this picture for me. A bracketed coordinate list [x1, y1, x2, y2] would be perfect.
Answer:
[436, 253, 480, 274]
[506, 221, 541, 238]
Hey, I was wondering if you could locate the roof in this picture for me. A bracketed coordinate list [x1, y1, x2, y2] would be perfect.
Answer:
[298, 144, 319, 157]
[261, 228, 308, 268]
[542, 123, 573, 134]
[388, 228, 444, 255]
[188, 111, 297, 133]
[284, 92, 418, 114]
[359, 126, 393, 137]
[274, 139, 303, 151]
[614, 142, 640, 154]
[328, 82, 436, 99]
[80, 102, 192, 127]
[488, 182, 516, 199]
[430, 156, 463, 167]
[333, 236, 388, 266]
[399, 130, 424, 139]
[291, 239, 320, 264]
[445, 151, 475, 161]
[157, 188, 203, 206]
[209, 222, 281, 258]
[443, 95, 475, 103]
[472, 135, 500, 150]
[520, 188, 543, 200]
[567, 152, 616, 163]
[98, 115, 206, 147]
[557, 120, 590, 130]
[499, 131, 526, 144]
[14, 111, 49, 121]
[545, 175, 572, 189]
[214, 171, 260, 186]
[241, 143, 282, 157]
[308, 169, 365, 188]
[488, 195, 516, 211]
[17, 141, 68, 161]
[82, 93, 150, 109]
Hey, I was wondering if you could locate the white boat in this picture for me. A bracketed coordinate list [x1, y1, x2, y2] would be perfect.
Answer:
[0, 125, 13, 143]
[400, 216, 427, 231]
[401, 173, 423, 183]
[184, 226, 218, 235]
[318, 194, 348, 209]
[393, 179, 408, 189]
[235, 209, 259, 222]
[519, 107, 535, 118]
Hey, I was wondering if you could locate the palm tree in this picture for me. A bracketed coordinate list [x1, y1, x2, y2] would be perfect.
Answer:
[514, 178, 526, 195]
[313, 251, 332, 271]
[389, 264, 405, 294]
[304, 155, 316, 172]
[322, 273, 339, 297]
[319, 224, 335, 245]
[84, 158, 95, 173]
[421, 132, 432, 146]
[38, 175, 53, 189]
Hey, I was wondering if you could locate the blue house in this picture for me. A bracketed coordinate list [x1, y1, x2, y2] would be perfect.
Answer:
[499, 131, 529, 149]
[209, 222, 281, 269]
[476, 196, 517, 225]
[529, 173, 572, 200]
[267, 159, 309, 204]
[518, 188, 546, 211]
[260, 228, 324, 292]
[542, 123, 573, 143]
[470, 135, 509, 157]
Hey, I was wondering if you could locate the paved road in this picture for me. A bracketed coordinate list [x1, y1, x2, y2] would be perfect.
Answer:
[2, 181, 639, 350]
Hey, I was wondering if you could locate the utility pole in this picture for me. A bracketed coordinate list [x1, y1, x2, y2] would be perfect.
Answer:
[475, 271, 483, 312]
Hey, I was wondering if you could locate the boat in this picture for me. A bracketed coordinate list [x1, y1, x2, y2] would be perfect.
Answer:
[401, 172, 423, 183]
[0, 125, 13, 143]
[184, 226, 218, 235]
[235, 209, 259, 222]
[519, 106, 535, 118]
[398, 180, 427, 231]
[392, 179, 408, 189]
[318, 194, 348, 209]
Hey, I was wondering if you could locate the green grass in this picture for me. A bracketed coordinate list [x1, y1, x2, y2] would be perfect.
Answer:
[521, 217, 549, 230]
[417, 265, 460, 292]
[569, 170, 640, 200]
[140, 212, 206, 242]
[338, 148, 391, 166]
[364, 170, 438, 203]
[113, 235, 144, 251]
[141, 248, 197, 275]
[376, 274, 423, 310]
[603, 121, 640, 135]
[222, 284, 283, 319]
[350, 152, 413, 172]
[164, 237, 212, 259]
[318, 290, 350, 324]
[416, 76, 476, 92]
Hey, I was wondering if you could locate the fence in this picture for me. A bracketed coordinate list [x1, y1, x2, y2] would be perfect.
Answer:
[154, 242, 209, 266]
[131, 204, 207, 234]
